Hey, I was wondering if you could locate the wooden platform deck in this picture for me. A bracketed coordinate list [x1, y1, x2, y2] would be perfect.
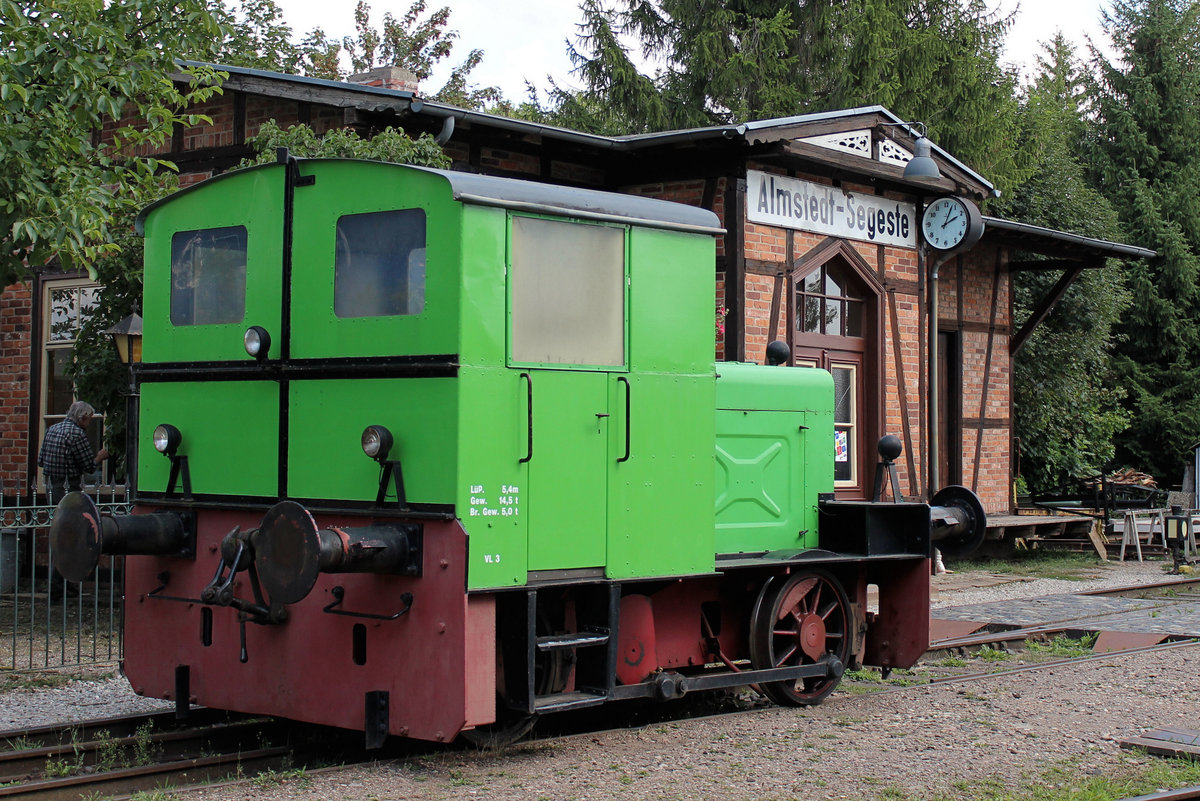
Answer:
[980, 511, 1175, 559]
[983, 513, 1108, 557]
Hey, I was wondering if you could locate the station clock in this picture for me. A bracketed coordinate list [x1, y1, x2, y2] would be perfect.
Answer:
[921, 196, 984, 252]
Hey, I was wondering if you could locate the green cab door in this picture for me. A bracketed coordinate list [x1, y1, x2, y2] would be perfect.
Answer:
[524, 370, 609, 571]
[136, 166, 286, 497]
[283, 161, 462, 504]
[507, 214, 628, 575]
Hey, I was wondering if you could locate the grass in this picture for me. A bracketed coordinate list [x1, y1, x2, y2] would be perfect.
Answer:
[976, 645, 1013, 662]
[1026, 633, 1098, 659]
[955, 552, 1106, 581]
[883, 755, 1200, 801]
[252, 767, 309, 790]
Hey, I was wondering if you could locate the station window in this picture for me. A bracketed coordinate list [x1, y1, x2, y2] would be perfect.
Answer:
[40, 279, 108, 486]
[509, 216, 625, 367]
[831, 363, 858, 485]
[334, 209, 426, 318]
[796, 264, 865, 337]
[170, 226, 248, 325]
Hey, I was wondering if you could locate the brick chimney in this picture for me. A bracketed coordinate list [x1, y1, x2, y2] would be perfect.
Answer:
[347, 66, 419, 95]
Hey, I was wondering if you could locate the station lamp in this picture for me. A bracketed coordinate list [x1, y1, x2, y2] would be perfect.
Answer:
[103, 313, 143, 365]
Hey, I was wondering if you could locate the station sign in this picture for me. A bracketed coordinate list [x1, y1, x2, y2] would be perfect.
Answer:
[747, 170, 917, 249]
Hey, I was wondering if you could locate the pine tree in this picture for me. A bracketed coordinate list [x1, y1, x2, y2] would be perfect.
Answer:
[559, 0, 1024, 193]
[998, 36, 1131, 492]
[1089, 0, 1200, 482]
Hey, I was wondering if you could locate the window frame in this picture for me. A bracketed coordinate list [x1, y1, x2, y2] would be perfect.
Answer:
[505, 213, 631, 372]
[38, 278, 108, 489]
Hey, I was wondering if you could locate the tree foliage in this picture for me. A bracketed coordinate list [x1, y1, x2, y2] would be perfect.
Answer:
[239, 119, 451, 168]
[556, 0, 1025, 193]
[997, 36, 1131, 493]
[1088, 0, 1200, 482]
[0, 0, 225, 286]
[211, 0, 303, 71]
[296, 0, 502, 110]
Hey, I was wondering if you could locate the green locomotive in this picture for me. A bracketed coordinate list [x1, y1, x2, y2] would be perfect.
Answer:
[52, 154, 984, 746]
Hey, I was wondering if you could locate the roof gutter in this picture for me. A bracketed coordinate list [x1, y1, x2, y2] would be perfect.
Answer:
[983, 216, 1157, 260]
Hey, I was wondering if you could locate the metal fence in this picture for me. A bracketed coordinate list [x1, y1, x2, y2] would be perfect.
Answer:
[1, 485, 131, 672]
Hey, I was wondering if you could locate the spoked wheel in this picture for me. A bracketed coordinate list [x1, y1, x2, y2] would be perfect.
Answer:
[749, 570, 851, 706]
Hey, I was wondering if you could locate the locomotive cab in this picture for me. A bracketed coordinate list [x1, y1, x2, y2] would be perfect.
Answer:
[51, 154, 983, 747]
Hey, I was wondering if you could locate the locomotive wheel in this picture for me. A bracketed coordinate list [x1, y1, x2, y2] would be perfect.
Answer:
[749, 570, 851, 706]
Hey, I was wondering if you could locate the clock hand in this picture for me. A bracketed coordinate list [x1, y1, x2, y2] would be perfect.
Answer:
[940, 211, 961, 229]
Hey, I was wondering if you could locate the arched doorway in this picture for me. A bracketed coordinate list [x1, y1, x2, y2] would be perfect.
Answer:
[789, 239, 883, 500]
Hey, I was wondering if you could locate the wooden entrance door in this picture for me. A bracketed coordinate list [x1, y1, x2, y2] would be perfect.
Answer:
[790, 243, 882, 500]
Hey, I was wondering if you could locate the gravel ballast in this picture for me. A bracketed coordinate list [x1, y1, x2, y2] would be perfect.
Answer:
[2, 559, 1195, 800]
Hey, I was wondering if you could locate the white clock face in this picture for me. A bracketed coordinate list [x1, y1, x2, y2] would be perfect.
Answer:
[922, 197, 969, 250]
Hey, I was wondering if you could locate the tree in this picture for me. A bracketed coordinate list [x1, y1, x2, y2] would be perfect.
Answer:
[997, 36, 1130, 493]
[558, 0, 1024, 193]
[211, 0, 303, 71]
[297, 1, 502, 110]
[0, 0, 225, 286]
[1088, 0, 1200, 483]
[238, 118, 451, 168]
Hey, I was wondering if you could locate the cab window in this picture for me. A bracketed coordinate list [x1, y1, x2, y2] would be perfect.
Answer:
[170, 226, 248, 325]
[334, 209, 427, 318]
[510, 216, 625, 367]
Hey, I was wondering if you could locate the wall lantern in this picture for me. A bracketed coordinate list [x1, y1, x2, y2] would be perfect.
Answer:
[881, 121, 942, 181]
[903, 135, 942, 181]
[103, 313, 143, 365]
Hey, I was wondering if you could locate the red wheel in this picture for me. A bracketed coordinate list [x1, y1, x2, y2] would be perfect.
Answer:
[749, 570, 851, 705]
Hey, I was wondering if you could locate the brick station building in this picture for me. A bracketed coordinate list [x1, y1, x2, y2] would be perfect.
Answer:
[0, 64, 1153, 516]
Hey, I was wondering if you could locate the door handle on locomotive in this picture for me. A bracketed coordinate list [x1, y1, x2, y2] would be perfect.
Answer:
[519, 372, 533, 464]
[617, 376, 631, 463]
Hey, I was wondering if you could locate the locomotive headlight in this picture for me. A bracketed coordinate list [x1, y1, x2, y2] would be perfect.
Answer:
[361, 425, 394, 463]
[244, 326, 271, 360]
[153, 424, 182, 457]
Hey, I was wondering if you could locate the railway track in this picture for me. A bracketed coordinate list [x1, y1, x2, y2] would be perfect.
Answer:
[1, 575, 1196, 798]
[0, 708, 369, 801]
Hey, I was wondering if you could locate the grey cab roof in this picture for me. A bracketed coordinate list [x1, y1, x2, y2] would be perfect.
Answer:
[135, 158, 725, 236]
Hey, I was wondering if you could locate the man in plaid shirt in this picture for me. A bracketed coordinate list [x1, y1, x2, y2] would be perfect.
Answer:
[38, 400, 109, 504]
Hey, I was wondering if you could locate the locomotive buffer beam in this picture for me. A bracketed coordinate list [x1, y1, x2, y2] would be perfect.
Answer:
[254, 500, 423, 607]
[818, 484, 987, 559]
[50, 492, 195, 583]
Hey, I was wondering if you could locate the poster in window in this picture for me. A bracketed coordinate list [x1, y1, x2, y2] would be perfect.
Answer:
[835, 430, 848, 462]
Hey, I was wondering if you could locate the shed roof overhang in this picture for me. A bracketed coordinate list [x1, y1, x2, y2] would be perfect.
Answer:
[979, 216, 1157, 356]
[185, 64, 998, 199]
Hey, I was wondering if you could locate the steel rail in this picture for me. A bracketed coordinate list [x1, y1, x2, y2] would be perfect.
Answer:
[0, 716, 281, 783]
[0, 708, 244, 751]
[1083, 576, 1200, 597]
[1117, 787, 1200, 801]
[924, 637, 1200, 687]
[930, 575, 1200, 651]
[0, 746, 292, 801]
[0, 708, 330, 801]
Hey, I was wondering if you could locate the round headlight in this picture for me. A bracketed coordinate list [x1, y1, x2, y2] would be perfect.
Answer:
[153, 424, 182, 456]
[361, 425, 393, 462]
[244, 326, 271, 359]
